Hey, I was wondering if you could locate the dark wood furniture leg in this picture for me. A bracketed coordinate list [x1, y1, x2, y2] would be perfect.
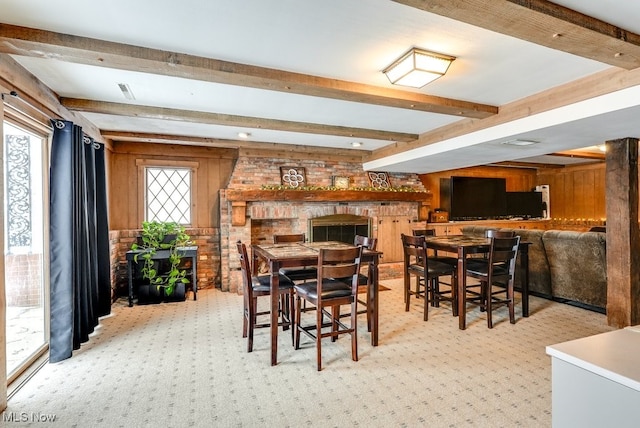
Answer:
[251, 249, 282, 366]
[270, 261, 280, 366]
[370, 255, 379, 346]
[457, 246, 468, 330]
[521, 244, 529, 317]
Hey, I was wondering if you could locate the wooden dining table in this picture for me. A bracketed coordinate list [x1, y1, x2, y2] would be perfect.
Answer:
[424, 235, 531, 330]
[251, 241, 382, 366]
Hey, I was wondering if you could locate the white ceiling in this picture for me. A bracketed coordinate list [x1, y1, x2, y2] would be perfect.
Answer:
[1, 0, 637, 173]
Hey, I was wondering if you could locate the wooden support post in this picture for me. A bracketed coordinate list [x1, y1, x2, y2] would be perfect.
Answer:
[231, 201, 247, 226]
[418, 202, 430, 221]
[605, 137, 640, 327]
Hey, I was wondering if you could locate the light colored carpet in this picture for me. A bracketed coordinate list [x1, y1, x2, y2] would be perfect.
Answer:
[5, 278, 614, 427]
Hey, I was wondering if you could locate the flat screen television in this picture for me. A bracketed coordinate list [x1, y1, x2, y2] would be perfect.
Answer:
[442, 176, 507, 220]
[506, 191, 544, 218]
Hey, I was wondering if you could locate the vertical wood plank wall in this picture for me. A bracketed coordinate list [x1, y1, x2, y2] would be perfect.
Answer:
[537, 163, 606, 220]
[109, 142, 237, 229]
[420, 163, 609, 222]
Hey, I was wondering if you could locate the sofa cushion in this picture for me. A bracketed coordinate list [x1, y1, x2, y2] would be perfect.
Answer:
[541, 230, 607, 309]
[511, 228, 552, 297]
[461, 225, 495, 237]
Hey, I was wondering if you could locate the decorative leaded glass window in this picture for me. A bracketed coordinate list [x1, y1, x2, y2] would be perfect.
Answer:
[145, 166, 192, 224]
[4, 122, 44, 252]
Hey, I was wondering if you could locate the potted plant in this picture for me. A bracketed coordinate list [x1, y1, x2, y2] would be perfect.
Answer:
[131, 221, 192, 301]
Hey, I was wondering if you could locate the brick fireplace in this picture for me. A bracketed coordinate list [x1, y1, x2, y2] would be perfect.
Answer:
[218, 155, 430, 292]
[220, 191, 428, 292]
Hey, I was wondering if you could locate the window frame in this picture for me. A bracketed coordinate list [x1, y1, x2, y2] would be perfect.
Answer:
[136, 159, 198, 227]
[2, 104, 52, 388]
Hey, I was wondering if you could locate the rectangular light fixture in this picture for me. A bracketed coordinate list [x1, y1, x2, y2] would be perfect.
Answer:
[383, 48, 455, 88]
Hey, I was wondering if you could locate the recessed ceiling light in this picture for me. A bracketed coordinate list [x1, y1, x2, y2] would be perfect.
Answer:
[502, 139, 539, 146]
[238, 132, 251, 139]
[351, 142, 363, 147]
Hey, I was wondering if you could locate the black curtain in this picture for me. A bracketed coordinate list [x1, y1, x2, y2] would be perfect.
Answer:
[49, 119, 111, 363]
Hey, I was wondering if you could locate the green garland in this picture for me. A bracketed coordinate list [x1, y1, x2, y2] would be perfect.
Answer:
[260, 184, 426, 192]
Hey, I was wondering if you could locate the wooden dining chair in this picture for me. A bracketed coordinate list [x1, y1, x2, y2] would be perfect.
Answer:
[273, 233, 317, 282]
[401, 234, 457, 320]
[486, 229, 516, 238]
[465, 236, 521, 328]
[353, 235, 377, 331]
[412, 228, 458, 303]
[353, 235, 377, 283]
[273, 233, 306, 243]
[294, 246, 363, 371]
[332, 235, 377, 330]
[413, 228, 458, 265]
[466, 228, 516, 267]
[236, 241, 295, 352]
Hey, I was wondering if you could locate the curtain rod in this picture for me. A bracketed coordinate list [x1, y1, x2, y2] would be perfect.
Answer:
[2, 90, 56, 123]
[3, 90, 105, 147]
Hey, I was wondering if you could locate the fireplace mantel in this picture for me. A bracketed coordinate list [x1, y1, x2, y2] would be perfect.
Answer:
[225, 189, 432, 226]
[225, 189, 431, 203]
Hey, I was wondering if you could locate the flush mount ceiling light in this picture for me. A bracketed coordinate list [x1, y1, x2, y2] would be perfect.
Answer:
[383, 48, 455, 88]
[238, 132, 251, 139]
[351, 141, 363, 147]
[501, 139, 539, 146]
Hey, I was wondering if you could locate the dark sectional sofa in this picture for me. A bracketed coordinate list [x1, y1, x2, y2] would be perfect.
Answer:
[461, 225, 607, 311]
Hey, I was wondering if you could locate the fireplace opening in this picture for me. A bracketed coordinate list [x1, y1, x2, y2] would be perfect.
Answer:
[308, 214, 371, 244]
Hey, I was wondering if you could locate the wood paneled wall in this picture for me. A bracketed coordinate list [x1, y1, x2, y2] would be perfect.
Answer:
[109, 142, 237, 229]
[419, 166, 538, 211]
[420, 163, 608, 222]
[537, 163, 606, 220]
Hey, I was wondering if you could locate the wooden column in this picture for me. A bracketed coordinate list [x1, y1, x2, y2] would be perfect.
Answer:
[605, 137, 640, 327]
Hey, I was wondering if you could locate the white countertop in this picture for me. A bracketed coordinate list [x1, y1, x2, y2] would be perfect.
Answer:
[546, 327, 640, 392]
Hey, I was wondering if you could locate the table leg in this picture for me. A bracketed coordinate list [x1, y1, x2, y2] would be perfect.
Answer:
[270, 261, 280, 366]
[366, 265, 372, 333]
[370, 256, 379, 346]
[521, 245, 530, 317]
[457, 247, 467, 330]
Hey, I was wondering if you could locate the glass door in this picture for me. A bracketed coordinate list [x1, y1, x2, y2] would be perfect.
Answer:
[3, 120, 48, 381]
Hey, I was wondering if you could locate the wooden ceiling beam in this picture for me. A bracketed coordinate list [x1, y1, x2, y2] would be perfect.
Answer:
[550, 151, 605, 160]
[61, 98, 417, 142]
[0, 23, 496, 119]
[489, 160, 564, 169]
[101, 130, 369, 162]
[0, 54, 103, 140]
[393, 0, 640, 69]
